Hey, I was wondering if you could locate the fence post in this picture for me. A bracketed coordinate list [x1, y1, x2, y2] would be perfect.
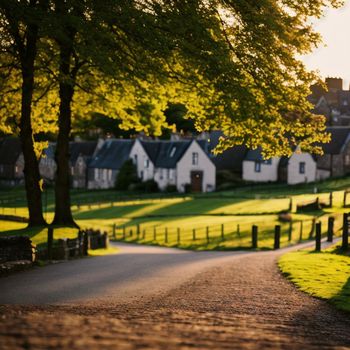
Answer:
[177, 228, 180, 244]
[221, 224, 224, 240]
[327, 217, 334, 242]
[289, 197, 293, 212]
[309, 218, 316, 238]
[193, 228, 196, 241]
[83, 231, 89, 256]
[343, 191, 347, 207]
[315, 222, 321, 252]
[129, 229, 133, 237]
[47, 227, 54, 261]
[299, 221, 303, 241]
[329, 192, 333, 208]
[165, 227, 168, 243]
[142, 229, 146, 240]
[137, 224, 140, 238]
[237, 224, 240, 237]
[342, 213, 349, 250]
[274, 225, 281, 250]
[153, 227, 156, 241]
[122, 226, 126, 240]
[252, 225, 258, 249]
[288, 221, 292, 242]
[113, 223, 116, 239]
[206, 226, 209, 244]
[78, 230, 83, 257]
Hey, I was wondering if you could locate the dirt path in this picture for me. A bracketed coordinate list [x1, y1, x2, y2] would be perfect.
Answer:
[1, 244, 350, 349]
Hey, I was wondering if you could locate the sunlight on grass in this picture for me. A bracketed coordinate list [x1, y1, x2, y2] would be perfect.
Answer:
[279, 249, 350, 312]
[88, 246, 119, 256]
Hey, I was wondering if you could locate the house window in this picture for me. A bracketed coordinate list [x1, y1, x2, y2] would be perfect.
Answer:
[159, 169, 163, 180]
[144, 158, 149, 168]
[140, 171, 144, 180]
[108, 169, 112, 181]
[133, 154, 138, 165]
[345, 155, 350, 165]
[254, 161, 261, 173]
[170, 147, 176, 157]
[95, 168, 99, 179]
[192, 152, 199, 165]
[299, 162, 305, 174]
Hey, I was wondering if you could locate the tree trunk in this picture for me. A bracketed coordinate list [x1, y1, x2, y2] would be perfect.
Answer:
[20, 24, 46, 227]
[52, 43, 78, 227]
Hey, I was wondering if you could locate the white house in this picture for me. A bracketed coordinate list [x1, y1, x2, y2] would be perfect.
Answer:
[243, 148, 317, 184]
[130, 139, 216, 192]
[278, 152, 317, 184]
[242, 149, 280, 182]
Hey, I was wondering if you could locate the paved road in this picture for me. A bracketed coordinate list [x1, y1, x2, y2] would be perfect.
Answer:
[0, 243, 251, 305]
[1, 241, 350, 349]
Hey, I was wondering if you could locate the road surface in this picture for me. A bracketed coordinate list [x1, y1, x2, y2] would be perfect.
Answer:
[0, 242, 350, 349]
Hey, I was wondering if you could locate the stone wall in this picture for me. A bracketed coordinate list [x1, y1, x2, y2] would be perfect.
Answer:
[0, 236, 35, 263]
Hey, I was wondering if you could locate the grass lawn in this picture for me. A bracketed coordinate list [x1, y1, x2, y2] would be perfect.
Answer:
[279, 247, 350, 312]
[1, 176, 350, 250]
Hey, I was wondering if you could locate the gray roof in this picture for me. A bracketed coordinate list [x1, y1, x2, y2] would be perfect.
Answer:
[70, 141, 97, 164]
[208, 131, 247, 172]
[0, 138, 22, 165]
[320, 127, 350, 154]
[141, 140, 193, 168]
[244, 148, 265, 162]
[89, 139, 134, 170]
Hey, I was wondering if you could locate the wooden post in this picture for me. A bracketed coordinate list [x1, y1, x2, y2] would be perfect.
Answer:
[112, 223, 116, 239]
[47, 227, 54, 261]
[192, 228, 196, 241]
[206, 226, 209, 244]
[153, 227, 156, 241]
[142, 229, 146, 240]
[165, 227, 168, 243]
[122, 226, 126, 240]
[342, 213, 349, 250]
[237, 224, 240, 237]
[309, 218, 316, 238]
[177, 228, 180, 244]
[329, 192, 333, 208]
[83, 231, 89, 256]
[252, 225, 258, 249]
[289, 197, 293, 212]
[315, 222, 321, 252]
[274, 225, 281, 250]
[299, 221, 303, 241]
[137, 224, 140, 238]
[129, 229, 133, 237]
[288, 221, 292, 242]
[78, 230, 83, 257]
[327, 217, 334, 242]
[221, 224, 224, 240]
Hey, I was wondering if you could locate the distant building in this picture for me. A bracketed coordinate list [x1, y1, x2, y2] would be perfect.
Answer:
[70, 141, 98, 188]
[316, 127, 350, 180]
[0, 138, 24, 186]
[87, 139, 134, 189]
[39, 143, 56, 183]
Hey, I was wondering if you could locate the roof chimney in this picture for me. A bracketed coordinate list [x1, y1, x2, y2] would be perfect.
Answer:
[325, 77, 343, 92]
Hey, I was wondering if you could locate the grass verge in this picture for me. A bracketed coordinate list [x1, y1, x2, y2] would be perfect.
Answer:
[278, 247, 350, 312]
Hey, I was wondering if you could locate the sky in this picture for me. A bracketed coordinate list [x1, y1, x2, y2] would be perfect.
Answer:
[301, 1, 350, 89]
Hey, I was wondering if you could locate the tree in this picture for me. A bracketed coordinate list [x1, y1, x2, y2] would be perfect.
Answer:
[115, 159, 139, 190]
[1, 0, 342, 228]
[0, 0, 49, 226]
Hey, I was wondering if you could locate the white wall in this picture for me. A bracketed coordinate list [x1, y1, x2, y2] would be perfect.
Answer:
[129, 139, 155, 181]
[287, 153, 316, 184]
[242, 157, 280, 182]
[154, 168, 176, 190]
[176, 140, 216, 193]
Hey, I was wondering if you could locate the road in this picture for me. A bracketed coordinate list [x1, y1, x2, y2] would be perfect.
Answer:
[1, 242, 350, 349]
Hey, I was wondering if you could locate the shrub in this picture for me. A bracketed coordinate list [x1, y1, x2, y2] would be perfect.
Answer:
[165, 184, 177, 193]
[115, 159, 139, 190]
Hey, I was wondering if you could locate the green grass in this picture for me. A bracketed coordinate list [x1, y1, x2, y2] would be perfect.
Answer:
[279, 248, 350, 312]
[1, 176, 350, 250]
